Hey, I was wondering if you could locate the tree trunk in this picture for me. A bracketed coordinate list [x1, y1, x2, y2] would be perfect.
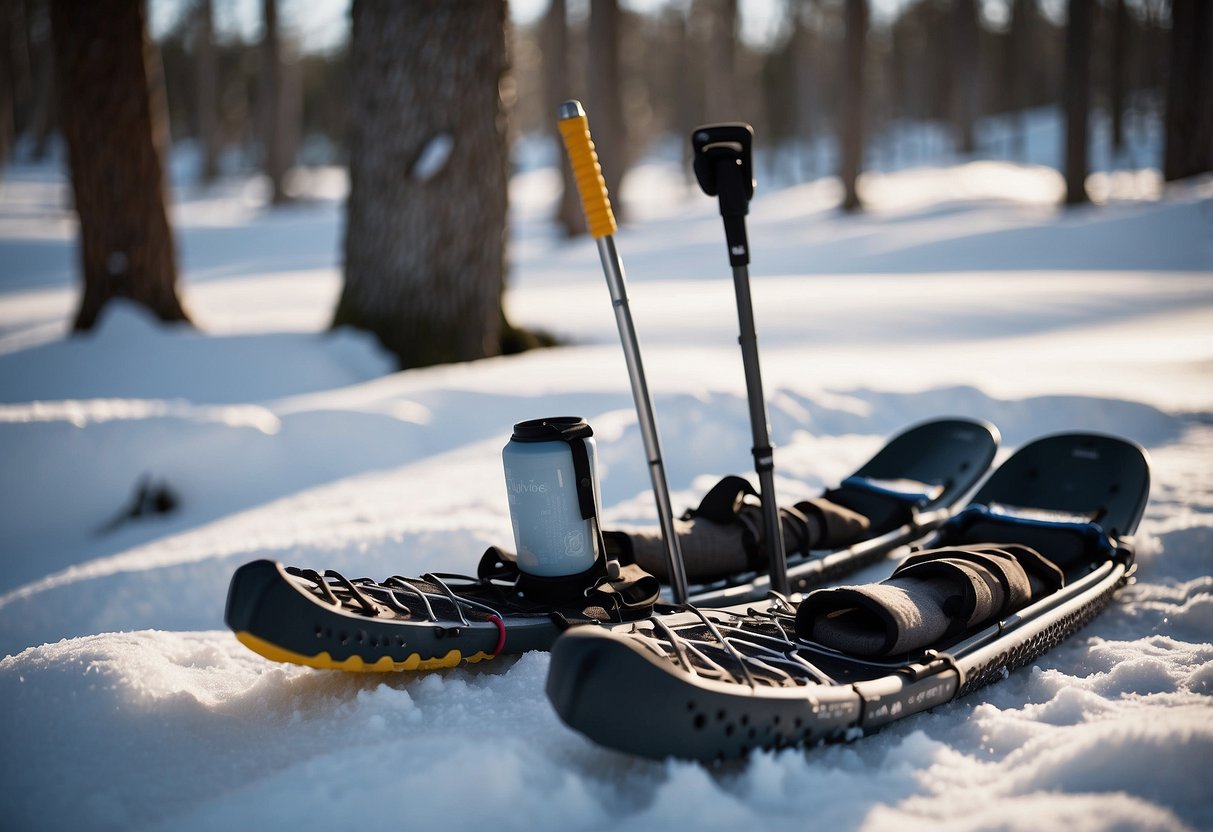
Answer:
[839, 0, 867, 212]
[702, 0, 738, 124]
[588, 0, 626, 221]
[792, 0, 818, 180]
[545, 0, 585, 236]
[1108, 0, 1128, 156]
[336, 0, 509, 369]
[21, 0, 53, 160]
[0, 0, 15, 174]
[952, 0, 979, 156]
[49, 0, 187, 331]
[1063, 0, 1092, 206]
[670, 5, 697, 183]
[195, 0, 220, 184]
[260, 0, 289, 203]
[1163, 0, 1213, 182]
[1007, 0, 1033, 161]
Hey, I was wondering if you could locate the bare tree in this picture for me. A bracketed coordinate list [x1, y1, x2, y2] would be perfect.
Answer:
[545, 0, 586, 236]
[952, 0, 979, 156]
[791, 0, 820, 180]
[49, 0, 188, 330]
[701, 0, 738, 124]
[839, 0, 867, 212]
[24, 1, 56, 162]
[0, 1, 17, 173]
[336, 0, 513, 369]
[1063, 0, 1092, 205]
[195, 0, 220, 184]
[259, 0, 295, 204]
[1163, 0, 1213, 181]
[588, 0, 626, 220]
[1006, 0, 1035, 160]
[1108, 0, 1128, 157]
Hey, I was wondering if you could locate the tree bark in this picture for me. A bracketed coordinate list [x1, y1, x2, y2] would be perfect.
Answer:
[336, 0, 509, 369]
[840, 0, 867, 212]
[1163, 0, 1213, 182]
[1063, 0, 1092, 206]
[588, 0, 626, 221]
[49, 0, 187, 330]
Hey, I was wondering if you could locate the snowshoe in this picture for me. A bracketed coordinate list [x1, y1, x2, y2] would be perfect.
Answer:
[546, 432, 1150, 761]
[224, 417, 997, 672]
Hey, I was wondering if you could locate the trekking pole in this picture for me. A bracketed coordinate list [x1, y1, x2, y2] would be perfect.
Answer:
[557, 100, 690, 604]
[691, 124, 790, 597]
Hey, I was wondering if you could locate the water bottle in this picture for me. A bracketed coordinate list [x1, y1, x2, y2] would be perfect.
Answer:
[502, 417, 603, 577]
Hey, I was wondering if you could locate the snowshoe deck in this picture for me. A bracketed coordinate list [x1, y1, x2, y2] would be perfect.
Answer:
[545, 433, 1149, 761]
[224, 418, 997, 673]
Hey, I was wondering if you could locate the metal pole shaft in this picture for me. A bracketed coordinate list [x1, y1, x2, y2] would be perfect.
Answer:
[596, 236, 690, 604]
[730, 263, 790, 597]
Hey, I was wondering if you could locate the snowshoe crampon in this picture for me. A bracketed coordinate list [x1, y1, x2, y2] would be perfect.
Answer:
[546, 433, 1150, 761]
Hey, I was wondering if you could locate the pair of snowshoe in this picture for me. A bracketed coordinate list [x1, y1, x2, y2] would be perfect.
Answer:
[225, 422, 1149, 762]
[226, 416, 997, 671]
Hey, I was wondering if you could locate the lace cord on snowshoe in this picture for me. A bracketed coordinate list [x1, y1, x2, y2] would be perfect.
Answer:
[289, 566, 508, 629]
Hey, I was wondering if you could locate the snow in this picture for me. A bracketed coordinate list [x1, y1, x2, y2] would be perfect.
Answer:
[1, 126, 1211, 831]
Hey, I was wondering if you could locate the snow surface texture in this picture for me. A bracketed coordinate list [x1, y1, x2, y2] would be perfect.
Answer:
[1, 133, 1211, 831]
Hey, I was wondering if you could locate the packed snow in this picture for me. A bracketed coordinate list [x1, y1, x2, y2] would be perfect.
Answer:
[1, 129, 1211, 831]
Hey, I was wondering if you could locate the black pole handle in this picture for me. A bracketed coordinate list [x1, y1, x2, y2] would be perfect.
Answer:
[692, 123, 755, 266]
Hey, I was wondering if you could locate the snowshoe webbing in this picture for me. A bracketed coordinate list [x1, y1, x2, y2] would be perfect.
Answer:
[795, 542, 1065, 657]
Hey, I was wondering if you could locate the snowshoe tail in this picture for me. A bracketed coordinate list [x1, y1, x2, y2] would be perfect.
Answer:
[546, 432, 1149, 761]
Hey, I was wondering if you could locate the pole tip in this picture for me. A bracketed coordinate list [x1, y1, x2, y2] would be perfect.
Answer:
[558, 100, 585, 121]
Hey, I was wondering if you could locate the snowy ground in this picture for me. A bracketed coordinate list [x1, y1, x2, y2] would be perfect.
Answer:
[1, 136, 1211, 831]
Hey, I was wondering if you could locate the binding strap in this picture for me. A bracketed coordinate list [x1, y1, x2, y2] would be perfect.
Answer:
[795, 542, 1066, 657]
[476, 546, 659, 619]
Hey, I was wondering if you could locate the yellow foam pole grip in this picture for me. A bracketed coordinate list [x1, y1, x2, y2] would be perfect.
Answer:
[557, 101, 618, 239]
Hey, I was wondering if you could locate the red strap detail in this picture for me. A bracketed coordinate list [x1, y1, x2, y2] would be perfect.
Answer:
[489, 614, 507, 657]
